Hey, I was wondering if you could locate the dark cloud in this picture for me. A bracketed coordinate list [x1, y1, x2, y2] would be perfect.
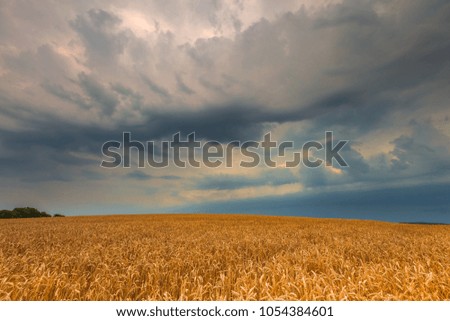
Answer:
[141, 75, 171, 100]
[78, 72, 119, 115]
[0, 121, 103, 182]
[43, 82, 91, 110]
[184, 183, 450, 224]
[0, 0, 449, 221]
[71, 9, 128, 65]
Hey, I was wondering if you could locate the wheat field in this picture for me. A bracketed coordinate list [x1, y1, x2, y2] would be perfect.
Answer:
[0, 214, 449, 300]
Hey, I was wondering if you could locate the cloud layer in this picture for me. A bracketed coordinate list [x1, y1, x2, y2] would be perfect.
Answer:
[0, 0, 449, 222]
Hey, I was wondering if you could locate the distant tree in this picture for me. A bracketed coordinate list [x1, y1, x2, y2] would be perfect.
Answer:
[53, 214, 65, 217]
[0, 210, 12, 219]
[12, 207, 51, 218]
[0, 207, 53, 219]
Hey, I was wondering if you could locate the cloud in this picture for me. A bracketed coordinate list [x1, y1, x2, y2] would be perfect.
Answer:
[78, 72, 119, 115]
[195, 169, 299, 190]
[176, 75, 195, 95]
[0, 0, 449, 222]
[184, 182, 450, 223]
[180, 183, 303, 203]
[71, 9, 127, 66]
[126, 170, 180, 181]
[141, 75, 171, 100]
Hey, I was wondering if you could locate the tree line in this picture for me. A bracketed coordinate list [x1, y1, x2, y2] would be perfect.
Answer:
[0, 207, 64, 219]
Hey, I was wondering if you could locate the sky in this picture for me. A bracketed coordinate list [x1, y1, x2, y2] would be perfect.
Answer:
[0, 0, 449, 222]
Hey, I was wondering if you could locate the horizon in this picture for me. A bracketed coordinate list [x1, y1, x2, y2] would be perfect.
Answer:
[1, 0, 449, 224]
[3, 208, 450, 225]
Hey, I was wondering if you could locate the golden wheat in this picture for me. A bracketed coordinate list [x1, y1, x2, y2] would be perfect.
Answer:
[0, 214, 449, 300]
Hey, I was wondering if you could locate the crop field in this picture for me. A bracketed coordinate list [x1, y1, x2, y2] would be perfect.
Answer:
[0, 214, 449, 300]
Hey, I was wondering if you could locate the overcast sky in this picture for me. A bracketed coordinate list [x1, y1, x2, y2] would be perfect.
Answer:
[0, 0, 449, 222]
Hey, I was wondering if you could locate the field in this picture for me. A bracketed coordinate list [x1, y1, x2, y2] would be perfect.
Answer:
[0, 214, 449, 300]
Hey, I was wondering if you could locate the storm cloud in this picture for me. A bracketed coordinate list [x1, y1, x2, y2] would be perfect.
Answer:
[0, 0, 449, 222]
